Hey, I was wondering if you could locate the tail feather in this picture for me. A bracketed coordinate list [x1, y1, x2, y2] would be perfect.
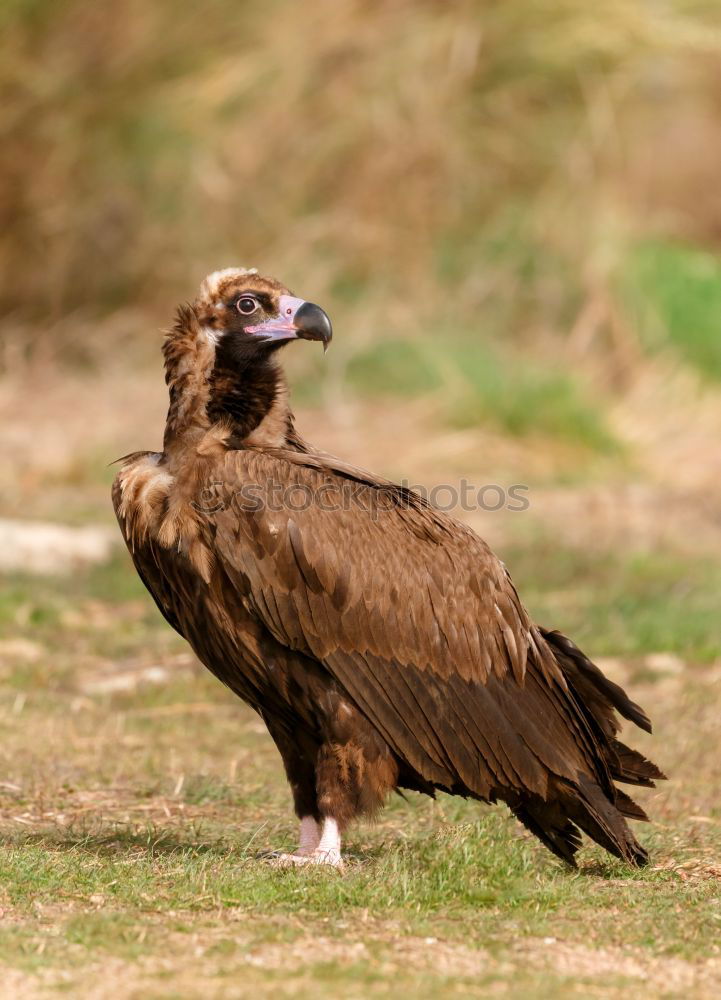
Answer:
[614, 788, 650, 823]
[510, 778, 649, 867]
[541, 627, 666, 797]
[541, 628, 652, 734]
[571, 775, 649, 866]
[611, 739, 667, 787]
[511, 799, 583, 866]
[509, 628, 666, 866]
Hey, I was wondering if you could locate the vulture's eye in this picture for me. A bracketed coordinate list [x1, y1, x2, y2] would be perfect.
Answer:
[236, 295, 259, 315]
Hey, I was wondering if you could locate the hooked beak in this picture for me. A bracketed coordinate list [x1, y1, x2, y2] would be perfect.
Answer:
[246, 295, 332, 351]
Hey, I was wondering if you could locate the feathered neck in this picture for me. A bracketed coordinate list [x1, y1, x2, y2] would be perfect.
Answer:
[162, 304, 296, 455]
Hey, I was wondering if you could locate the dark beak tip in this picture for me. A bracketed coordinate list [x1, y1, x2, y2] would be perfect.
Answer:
[294, 301, 332, 347]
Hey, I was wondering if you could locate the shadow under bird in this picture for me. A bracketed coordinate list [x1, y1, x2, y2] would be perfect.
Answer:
[113, 268, 665, 869]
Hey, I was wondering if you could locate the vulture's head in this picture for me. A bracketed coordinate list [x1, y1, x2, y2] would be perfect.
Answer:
[163, 268, 332, 447]
[193, 268, 332, 360]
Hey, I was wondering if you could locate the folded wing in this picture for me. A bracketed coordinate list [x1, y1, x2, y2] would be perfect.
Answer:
[209, 448, 623, 806]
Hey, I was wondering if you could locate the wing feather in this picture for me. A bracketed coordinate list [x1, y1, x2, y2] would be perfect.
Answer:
[208, 448, 612, 800]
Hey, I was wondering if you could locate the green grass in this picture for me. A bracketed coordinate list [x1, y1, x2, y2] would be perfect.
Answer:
[1, 791, 720, 994]
[505, 542, 721, 664]
[0, 815, 715, 943]
[343, 336, 618, 453]
[626, 240, 721, 381]
[346, 339, 442, 398]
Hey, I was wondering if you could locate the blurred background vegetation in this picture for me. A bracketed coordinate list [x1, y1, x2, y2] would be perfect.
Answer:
[3, 0, 721, 389]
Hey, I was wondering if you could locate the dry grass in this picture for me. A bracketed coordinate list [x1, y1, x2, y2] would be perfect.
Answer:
[3, 0, 721, 367]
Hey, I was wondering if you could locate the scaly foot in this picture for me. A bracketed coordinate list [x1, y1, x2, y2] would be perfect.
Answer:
[266, 847, 344, 869]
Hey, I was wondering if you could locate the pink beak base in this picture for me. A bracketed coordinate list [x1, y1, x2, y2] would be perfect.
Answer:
[245, 295, 308, 341]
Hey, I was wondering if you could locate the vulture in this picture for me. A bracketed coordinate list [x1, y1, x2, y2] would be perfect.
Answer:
[113, 267, 664, 870]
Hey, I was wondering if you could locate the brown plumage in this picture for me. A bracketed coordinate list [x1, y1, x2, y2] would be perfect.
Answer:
[113, 267, 665, 869]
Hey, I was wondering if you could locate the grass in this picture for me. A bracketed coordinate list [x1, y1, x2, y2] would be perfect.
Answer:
[0, 817, 717, 948]
[3, 0, 721, 368]
[504, 543, 721, 664]
[1, 549, 721, 996]
[342, 336, 618, 453]
[627, 241, 721, 382]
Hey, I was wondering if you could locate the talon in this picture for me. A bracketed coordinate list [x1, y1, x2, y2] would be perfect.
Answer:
[263, 848, 344, 870]
[264, 851, 312, 868]
[309, 847, 344, 869]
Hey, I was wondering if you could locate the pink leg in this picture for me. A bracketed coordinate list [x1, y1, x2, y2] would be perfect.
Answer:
[268, 816, 343, 869]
